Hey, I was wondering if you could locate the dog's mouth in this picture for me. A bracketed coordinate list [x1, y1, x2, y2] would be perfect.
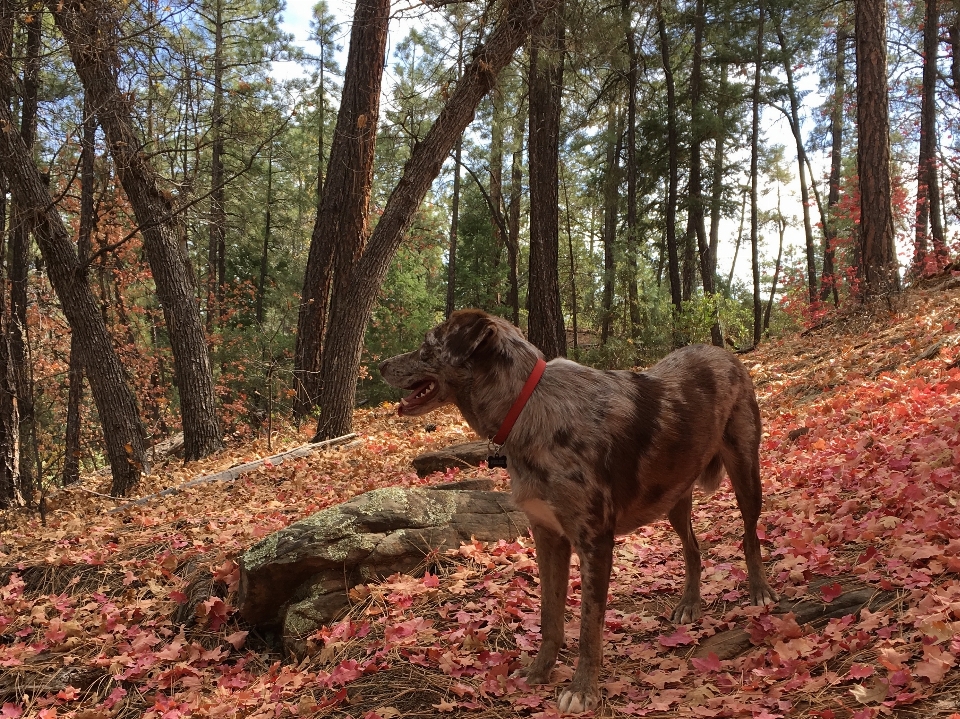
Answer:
[398, 379, 439, 416]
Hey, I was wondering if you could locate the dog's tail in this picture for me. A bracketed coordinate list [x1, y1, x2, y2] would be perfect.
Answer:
[697, 454, 725, 495]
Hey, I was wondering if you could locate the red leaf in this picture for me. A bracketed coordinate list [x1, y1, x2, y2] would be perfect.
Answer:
[820, 582, 843, 602]
[690, 652, 722, 672]
[659, 626, 695, 647]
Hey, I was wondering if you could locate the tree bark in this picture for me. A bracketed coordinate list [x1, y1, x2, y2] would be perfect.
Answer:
[820, 25, 845, 306]
[445, 136, 463, 317]
[63, 93, 98, 487]
[855, 0, 899, 297]
[750, 0, 765, 346]
[527, 0, 567, 360]
[50, 0, 224, 460]
[293, 0, 388, 418]
[623, 0, 642, 344]
[777, 22, 818, 304]
[914, 0, 946, 273]
[256, 143, 273, 325]
[0, 0, 20, 507]
[507, 145, 522, 326]
[657, 5, 683, 316]
[600, 105, 620, 345]
[8, 6, 41, 499]
[0, 101, 148, 495]
[208, 0, 227, 330]
[312, 0, 562, 441]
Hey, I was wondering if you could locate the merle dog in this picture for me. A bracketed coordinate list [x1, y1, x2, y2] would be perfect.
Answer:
[379, 309, 777, 713]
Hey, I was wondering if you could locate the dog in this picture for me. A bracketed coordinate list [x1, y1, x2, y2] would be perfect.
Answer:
[379, 309, 777, 713]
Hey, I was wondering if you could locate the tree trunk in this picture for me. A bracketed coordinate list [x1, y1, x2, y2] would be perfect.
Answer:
[689, 0, 722, 346]
[50, 0, 224, 461]
[312, 0, 562, 441]
[777, 22, 818, 304]
[8, 6, 41, 499]
[256, 143, 273, 325]
[855, 0, 899, 297]
[750, 0, 765, 346]
[63, 93, 98, 487]
[293, 0, 388, 417]
[764, 195, 786, 332]
[657, 6, 683, 315]
[914, 0, 947, 273]
[208, 0, 226, 331]
[527, 0, 567, 360]
[727, 189, 748, 296]
[445, 136, 463, 317]
[623, 0, 642, 343]
[0, 0, 20, 506]
[820, 26, 845, 306]
[600, 105, 619, 345]
[0, 100, 147, 496]
[561, 168, 578, 359]
[507, 145, 522, 326]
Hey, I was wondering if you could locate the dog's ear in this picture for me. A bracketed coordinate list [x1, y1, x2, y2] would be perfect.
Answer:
[441, 309, 497, 366]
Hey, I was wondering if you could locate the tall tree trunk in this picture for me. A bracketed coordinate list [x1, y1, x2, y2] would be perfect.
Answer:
[313, 0, 562, 441]
[507, 146, 522, 326]
[208, 0, 226, 331]
[623, 0, 642, 343]
[855, 0, 899, 297]
[9, 6, 41, 499]
[293, 0, 388, 417]
[820, 25, 845, 306]
[690, 0, 722, 346]
[750, 0, 765, 346]
[561, 168, 578, 358]
[657, 5, 683, 315]
[256, 143, 273, 325]
[445, 136, 463, 318]
[727, 189, 748, 296]
[777, 22, 818, 303]
[63, 93, 98, 487]
[0, 101, 147, 496]
[600, 105, 620, 345]
[50, 0, 224, 460]
[764, 193, 786, 331]
[527, 0, 567, 360]
[914, 0, 946, 273]
[0, 0, 20, 506]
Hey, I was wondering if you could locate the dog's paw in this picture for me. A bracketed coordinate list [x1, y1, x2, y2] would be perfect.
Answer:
[670, 598, 702, 624]
[750, 582, 778, 608]
[557, 682, 599, 714]
[516, 660, 554, 685]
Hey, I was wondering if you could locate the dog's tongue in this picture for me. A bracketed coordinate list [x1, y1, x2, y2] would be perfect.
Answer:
[398, 379, 435, 416]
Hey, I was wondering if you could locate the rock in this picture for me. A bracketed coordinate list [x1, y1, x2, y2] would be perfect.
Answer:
[237, 487, 527, 655]
[412, 441, 491, 477]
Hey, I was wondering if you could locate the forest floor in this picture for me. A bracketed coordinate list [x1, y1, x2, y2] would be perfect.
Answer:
[3, 280, 960, 719]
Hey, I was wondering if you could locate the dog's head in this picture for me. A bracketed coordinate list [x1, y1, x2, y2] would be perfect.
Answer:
[379, 309, 527, 417]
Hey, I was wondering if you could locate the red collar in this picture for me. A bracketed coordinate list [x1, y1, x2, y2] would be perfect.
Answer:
[491, 358, 547, 446]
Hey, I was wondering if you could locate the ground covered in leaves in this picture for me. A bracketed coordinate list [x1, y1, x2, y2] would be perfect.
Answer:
[3, 285, 960, 719]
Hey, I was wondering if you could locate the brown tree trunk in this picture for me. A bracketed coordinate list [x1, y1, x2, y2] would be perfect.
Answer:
[445, 136, 463, 317]
[208, 0, 226, 331]
[8, 6, 41, 499]
[914, 0, 946, 273]
[312, 0, 562, 441]
[751, 0, 766, 346]
[600, 105, 620, 345]
[63, 93, 98, 487]
[777, 22, 818, 304]
[256, 143, 273, 326]
[0, 101, 147, 496]
[527, 0, 567, 360]
[293, 0, 388, 418]
[623, 0, 642, 343]
[764, 195, 786, 331]
[50, 0, 224, 460]
[507, 146, 522, 326]
[0, 0, 20, 506]
[657, 5, 683, 315]
[689, 0, 722, 346]
[855, 0, 900, 297]
[821, 26, 845, 306]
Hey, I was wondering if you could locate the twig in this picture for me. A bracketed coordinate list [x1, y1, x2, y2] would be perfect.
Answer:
[107, 434, 358, 514]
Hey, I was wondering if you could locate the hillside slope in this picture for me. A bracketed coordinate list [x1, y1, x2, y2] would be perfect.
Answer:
[1, 284, 960, 719]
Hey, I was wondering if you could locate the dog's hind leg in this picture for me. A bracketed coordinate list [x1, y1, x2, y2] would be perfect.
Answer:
[722, 402, 778, 608]
[668, 492, 703, 623]
[558, 528, 614, 714]
[520, 524, 571, 685]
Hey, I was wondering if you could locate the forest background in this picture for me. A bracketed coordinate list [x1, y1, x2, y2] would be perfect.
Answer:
[0, 0, 958, 505]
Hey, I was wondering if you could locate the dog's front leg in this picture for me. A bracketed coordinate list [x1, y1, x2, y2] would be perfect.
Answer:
[558, 530, 614, 714]
[520, 524, 571, 685]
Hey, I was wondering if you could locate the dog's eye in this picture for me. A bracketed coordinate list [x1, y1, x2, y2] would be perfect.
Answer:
[419, 346, 433, 361]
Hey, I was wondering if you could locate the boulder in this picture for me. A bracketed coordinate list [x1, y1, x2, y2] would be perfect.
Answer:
[237, 486, 527, 654]
[411, 441, 491, 477]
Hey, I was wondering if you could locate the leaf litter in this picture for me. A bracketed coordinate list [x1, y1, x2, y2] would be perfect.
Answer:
[2, 286, 960, 718]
